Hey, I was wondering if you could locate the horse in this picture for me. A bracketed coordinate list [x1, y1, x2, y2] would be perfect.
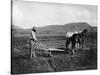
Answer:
[65, 31, 79, 53]
[77, 29, 88, 49]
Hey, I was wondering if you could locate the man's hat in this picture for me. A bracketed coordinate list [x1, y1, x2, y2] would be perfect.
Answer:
[32, 26, 36, 32]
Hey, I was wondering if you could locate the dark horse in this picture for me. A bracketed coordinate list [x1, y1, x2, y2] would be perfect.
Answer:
[78, 29, 88, 49]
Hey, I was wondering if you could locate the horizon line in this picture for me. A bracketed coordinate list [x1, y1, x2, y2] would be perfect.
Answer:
[12, 22, 97, 29]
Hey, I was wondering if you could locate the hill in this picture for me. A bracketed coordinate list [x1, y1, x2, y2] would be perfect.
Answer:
[12, 22, 97, 37]
[12, 25, 23, 30]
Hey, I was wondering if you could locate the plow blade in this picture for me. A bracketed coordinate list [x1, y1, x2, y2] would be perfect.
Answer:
[46, 48, 64, 51]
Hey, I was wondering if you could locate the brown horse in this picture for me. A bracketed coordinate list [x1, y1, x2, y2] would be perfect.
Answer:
[65, 29, 88, 53]
[65, 31, 79, 53]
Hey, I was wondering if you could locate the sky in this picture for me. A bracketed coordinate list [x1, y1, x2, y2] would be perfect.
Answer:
[12, 0, 97, 29]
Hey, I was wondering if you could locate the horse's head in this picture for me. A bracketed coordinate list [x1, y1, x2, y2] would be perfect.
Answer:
[83, 29, 88, 33]
[82, 29, 88, 36]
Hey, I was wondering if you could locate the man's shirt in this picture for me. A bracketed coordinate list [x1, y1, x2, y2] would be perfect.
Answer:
[31, 31, 37, 40]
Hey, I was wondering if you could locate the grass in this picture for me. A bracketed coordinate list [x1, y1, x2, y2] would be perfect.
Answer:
[11, 32, 97, 74]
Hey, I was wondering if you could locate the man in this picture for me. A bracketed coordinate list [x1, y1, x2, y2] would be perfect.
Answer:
[29, 26, 37, 58]
[29, 26, 52, 57]
[31, 26, 37, 41]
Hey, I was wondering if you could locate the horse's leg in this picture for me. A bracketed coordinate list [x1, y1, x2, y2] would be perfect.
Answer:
[81, 39, 84, 49]
[72, 47, 75, 54]
[78, 43, 80, 49]
[72, 42, 75, 53]
[75, 43, 78, 51]
[72, 40, 75, 54]
[79, 40, 81, 49]
[73, 36, 77, 53]
[66, 39, 68, 49]
[79, 38, 82, 49]
[76, 42, 80, 50]
[66, 38, 70, 49]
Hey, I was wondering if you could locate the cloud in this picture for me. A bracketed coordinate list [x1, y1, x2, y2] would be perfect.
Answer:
[12, 1, 97, 28]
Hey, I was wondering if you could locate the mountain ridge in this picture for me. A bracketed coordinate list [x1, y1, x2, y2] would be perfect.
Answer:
[12, 22, 97, 37]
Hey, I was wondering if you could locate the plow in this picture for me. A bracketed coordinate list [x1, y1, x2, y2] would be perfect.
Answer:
[29, 39, 64, 58]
